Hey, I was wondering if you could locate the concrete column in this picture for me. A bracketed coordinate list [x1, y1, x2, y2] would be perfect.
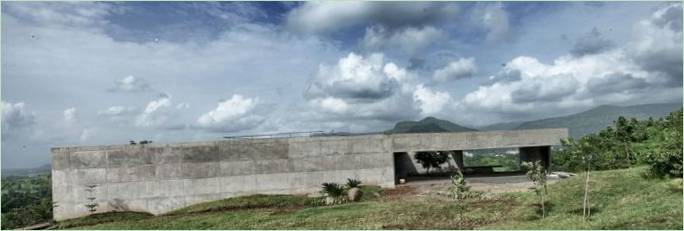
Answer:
[519, 146, 551, 170]
[452, 150, 464, 169]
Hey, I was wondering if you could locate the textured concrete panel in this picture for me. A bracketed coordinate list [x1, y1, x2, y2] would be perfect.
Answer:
[181, 145, 219, 163]
[155, 163, 183, 180]
[52, 152, 70, 170]
[70, 151, 107, 169]
[147, 196, 185, 215]
[218, 175, 257, 193]
[71, 168, 107, 185]
[181, 162, 219, 179]
[254, 159, 290, 174]
[157, 180, 186, 197]
[219, 160, 255, 176]
[108, 181, 158, 199]
[107, 149, 154, 168]
[183, 178, 219, 195]
[107, 165, 156, 183]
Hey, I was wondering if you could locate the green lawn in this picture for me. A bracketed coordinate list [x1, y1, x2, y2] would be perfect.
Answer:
[59, 167, 682, 229]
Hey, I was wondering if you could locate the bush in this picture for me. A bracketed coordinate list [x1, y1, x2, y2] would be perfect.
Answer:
[346, 178, 362, 188]
[414, 151, 449, 173]
[321, 182, 346, 205]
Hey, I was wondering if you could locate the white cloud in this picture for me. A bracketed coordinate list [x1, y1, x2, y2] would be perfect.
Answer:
[109, 75, 153, 93]
[362, 25, 444, 54]
[135, 95, 177, 128]
[471, 3, 510, 41]
[196, 94, 264, 132]
[286, 2, 459, 34]
[63, 107, 77, 123]
[1, 101, 36, 133]
[305, 52, 421, 123]
[433, 57, 477, 82]
[413, 84, 451, 116]
[306, 52, 407, 101]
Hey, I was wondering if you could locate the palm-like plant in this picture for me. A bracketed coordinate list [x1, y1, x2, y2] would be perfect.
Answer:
[346, 178, 362, 188]
[320, 182, 345, 205]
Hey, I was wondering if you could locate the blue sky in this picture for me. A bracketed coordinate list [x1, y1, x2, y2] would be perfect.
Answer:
[2, 1, 682, 168]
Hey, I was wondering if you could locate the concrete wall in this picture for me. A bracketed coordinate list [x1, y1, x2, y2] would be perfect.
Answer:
[51, 128, 567, 220]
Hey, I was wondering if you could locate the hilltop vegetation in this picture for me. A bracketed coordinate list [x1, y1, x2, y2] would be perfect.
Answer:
[554, 108, 682, 177]
[386, 116, 477, 134]
[1, 174, 54, 229]
[483, 103, 681, 138]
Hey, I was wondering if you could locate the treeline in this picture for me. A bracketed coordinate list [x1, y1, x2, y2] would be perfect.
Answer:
[1, 174, 54, 229]
[553, 108, 682, 178]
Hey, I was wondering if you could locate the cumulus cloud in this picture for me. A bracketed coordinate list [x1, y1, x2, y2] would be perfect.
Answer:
[629, 3, 683, 85]
[305, 53, 405, 101]
[413, 84, 451, 116]
[571, 28, 614, 56]
[134, 94, 182, 129]
[458, 3, 683, 124]
[470, 3, 510, 41]
[305, 52, 422, 123]
[63, 107, 77, 123]
[109, 75, 153, 93]
[1, 101, 36, 135]
[196, 94, 265, 132]
[286, 2, 459, 34]
[433, 57, 477, 82]
[362, 25, 444, 55]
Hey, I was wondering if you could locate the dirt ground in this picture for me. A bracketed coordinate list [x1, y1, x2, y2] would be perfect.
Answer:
[384, 174, 567, 200]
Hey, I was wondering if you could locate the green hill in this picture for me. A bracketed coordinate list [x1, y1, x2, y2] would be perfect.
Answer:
[385, 116, 477, 134]
[481, 103, 681, 138]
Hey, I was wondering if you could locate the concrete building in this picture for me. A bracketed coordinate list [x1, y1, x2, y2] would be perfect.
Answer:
[51, 128, 567, 220]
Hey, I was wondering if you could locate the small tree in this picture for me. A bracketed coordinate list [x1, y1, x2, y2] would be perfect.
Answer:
[450, 168, 470, 229]
[415, 151, 449, 174]
[521, 161, 548, 218]
[84, 184, 99, 213]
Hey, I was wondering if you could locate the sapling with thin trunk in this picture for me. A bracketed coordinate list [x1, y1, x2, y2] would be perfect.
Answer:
[450, 168, 470, 229]
[521, 161, 548, 218]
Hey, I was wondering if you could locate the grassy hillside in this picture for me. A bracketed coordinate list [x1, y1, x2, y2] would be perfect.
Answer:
[386, 116, 477, 134]
[59, 167, 681, 230]
[482, 103, 681, 138]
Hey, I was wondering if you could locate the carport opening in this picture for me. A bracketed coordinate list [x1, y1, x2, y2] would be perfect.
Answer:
[393, 147, 543, 184]
[463, 148, 523, 174]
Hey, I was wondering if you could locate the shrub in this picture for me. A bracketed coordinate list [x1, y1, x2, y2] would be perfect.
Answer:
[522, 161, 548, 219]
[320, 182, 346, 205]
[346, 178, 362, 188]
[414, 151, 449, 173]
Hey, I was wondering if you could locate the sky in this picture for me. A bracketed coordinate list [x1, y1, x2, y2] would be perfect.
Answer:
[1, 1, 682, 169]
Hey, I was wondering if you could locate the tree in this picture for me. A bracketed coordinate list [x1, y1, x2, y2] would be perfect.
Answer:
[521, 161, 548, 218]
[414, 151, 449, 174]
[450, 168, 470, 229]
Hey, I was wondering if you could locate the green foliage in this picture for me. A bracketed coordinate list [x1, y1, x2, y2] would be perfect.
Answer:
[346, 178, 362, 188]
[521, 161, 548, 218]
[450, 169, 471, 229]
[464, 149, 520, 171]
[414, 151, 449, 173]
[1, 174, 54, 229]
[553, 108, 683, 177]
[321, 182, 346, 205]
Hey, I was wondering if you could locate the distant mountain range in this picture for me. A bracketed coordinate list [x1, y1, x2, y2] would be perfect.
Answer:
[385, 116, 477, 134]
[386, 103, 681, 138]
[2, 164, 51, 178]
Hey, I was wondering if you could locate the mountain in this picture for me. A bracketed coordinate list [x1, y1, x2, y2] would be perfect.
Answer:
[481, 103, 681, 138]
[1, 164, 51, 178]
[386, 116, 477, 134]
